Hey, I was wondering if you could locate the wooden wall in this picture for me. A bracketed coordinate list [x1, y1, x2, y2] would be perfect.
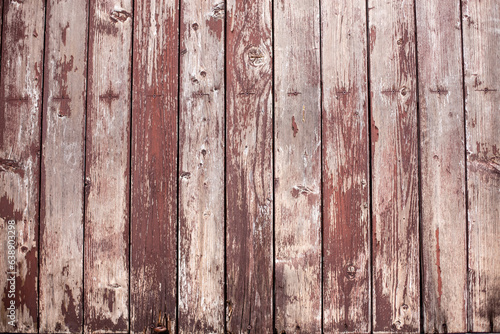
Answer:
[0, 0, 498, 333]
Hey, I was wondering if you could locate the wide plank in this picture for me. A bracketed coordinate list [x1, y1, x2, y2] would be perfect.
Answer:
[274, 0, 322, 332]
[130, 1, 179, 333]
[0, 0, 46, 331]
[462, 0, 500, 331]
[368, 0, 420, 331]
[39, 0, 88, 332]
[178, 0, 225, 332]
[415, 0, 467, 332]
[225, 0, 274, 332]
[84, 0, 133, 331]
[321, 0, 371, 332]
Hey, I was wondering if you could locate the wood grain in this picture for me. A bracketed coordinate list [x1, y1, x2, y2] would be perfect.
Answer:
[274, 0, 322, 332]
[368, 0, 420, 332]
[225, 0, 273, 332]
[39, 0, 88, 332]
[462, 0, 500, 331]
[130, 1, 178, 333]
[84, 0, 133, 331]
[0, 0, 45, 331]
[178, 0, 225, 332]
[322, 0, 371, 332]
[415, 1, 467, 332]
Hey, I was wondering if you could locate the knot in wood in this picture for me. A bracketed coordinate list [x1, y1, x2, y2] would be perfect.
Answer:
[346, 265, 356, 279]
[247, 47, 265, 67]
[212, 2, 225, 20]
[110, 8, 132, 23]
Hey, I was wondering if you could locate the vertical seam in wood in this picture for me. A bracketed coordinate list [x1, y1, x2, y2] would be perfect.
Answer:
[82, 1, 92, 332]
[271, 0, 276, 330]
[176, 0, 182, 332]
[318, 0, 324, 332]
[412, 0, 424, 332]
[458, 0, 470, 331]
[0, 0, 4, 74]
[37, 1, 48, 333]
[365, 0, 374, 332]
[128, 1, 135, 333]
[223, 0, 228, 332]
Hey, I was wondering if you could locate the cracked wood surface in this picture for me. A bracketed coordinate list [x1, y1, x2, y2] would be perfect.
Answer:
[178, 0, 225, 332]
[416, 1, 467, 332]
[0, 0, 45, 331]
[39, 0, 88, 332]
[0, 1, 499, 332]
[322, 1, 371, 333]
[274, 0, 322, 332]
[226, 0, 273, 332]
[84, 0, 133, 332]
[463, 0, 500, 331]
[130, 1, 178, 333]
[368, 0, 420, 332]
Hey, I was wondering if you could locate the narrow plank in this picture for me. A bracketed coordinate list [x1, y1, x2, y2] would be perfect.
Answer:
[178, 0, 225, 332]
[0, 0, 46, 332]
[84, 0, 133, 331]
[274, 0, 322, 332]
[225, 0, 273, 332]
[321, 0, 371, 332]
[462, 0, 500, 331]
[130, 1, 179, 333]
[368, 0, 420, 331]
[415, 1, 467, 332]
[39, 0, 88, 332]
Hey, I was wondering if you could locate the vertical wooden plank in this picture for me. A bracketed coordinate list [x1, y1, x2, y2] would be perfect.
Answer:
[178, 0, 225, 332]
[130, 1, 178, 333]
[84, 0, 133, 331]
[0, 0, 45, 332]
[462, 0, 500, 331]
[39, 0, 88, 332]
[415, 1, 467, 332]
[368, 0, 420, 332]
[274, 0, 322, 332]
[226, 0, 273, 332]
[321, 0, 371, 332]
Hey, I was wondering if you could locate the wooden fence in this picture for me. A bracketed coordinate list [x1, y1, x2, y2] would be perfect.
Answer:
[0, 0, 499, 333]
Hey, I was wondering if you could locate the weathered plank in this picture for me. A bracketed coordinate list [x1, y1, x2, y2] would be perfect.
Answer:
[0, 0, 45, 332]
[130, 1, 178, 333]
[274, 0, 322, 332]
[462, 0, 500, 331]
[84, 0, 133, 331]
[415, 1, 467, 332]
[225, 0, 273, 332]
[368, 0, 420, 331]
[178, 0, 225, 332]
[321, 0, 371, 332]
[39, 0, 88, 332]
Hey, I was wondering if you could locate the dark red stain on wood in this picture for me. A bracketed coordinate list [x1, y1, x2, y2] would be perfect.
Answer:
[226, 0, 273, 332]
[291, 116, 298, 137]
[130, 0, 179, 332]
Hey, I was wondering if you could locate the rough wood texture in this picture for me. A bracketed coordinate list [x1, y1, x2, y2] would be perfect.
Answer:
[368, 0, 420, 332]
[416, 1, 467, 333]
[130, 1, 178, 333]
[84, 0, 133, 331]
[322, 0, 371, 332]
[39, 0, 88, 332]
[274, 0, 322, 332]
[178, 0, 225, 332]
[0, 1, 45, 332]
[226, 0, 273, 332]
[462, 0, 500, 331]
